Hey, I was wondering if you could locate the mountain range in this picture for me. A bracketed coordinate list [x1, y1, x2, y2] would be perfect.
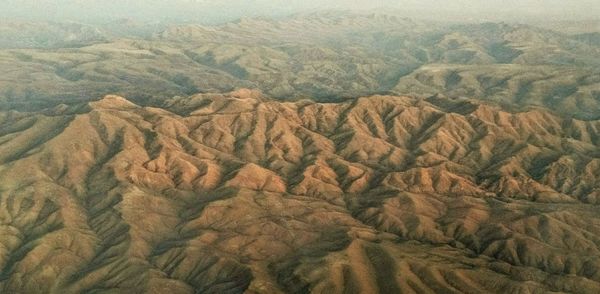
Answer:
[1, 11, 600, 294]
[1, 89, 600, 292]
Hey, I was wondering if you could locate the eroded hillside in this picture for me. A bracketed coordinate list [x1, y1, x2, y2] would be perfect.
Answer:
[1, 89, 600, 293]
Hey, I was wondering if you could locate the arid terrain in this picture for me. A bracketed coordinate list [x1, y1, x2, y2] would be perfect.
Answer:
[1, 88, 600, 293]
[0, 10, 600, 294]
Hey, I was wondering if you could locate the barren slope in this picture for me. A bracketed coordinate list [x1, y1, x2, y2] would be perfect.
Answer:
[1, 90, 600, 293]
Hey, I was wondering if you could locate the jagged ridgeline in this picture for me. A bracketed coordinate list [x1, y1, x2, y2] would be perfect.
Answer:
[0, 12, 599, 118]
[1, 89, 600, 293]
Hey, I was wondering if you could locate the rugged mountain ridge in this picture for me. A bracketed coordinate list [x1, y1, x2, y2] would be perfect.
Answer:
[1, 90, 600, 293]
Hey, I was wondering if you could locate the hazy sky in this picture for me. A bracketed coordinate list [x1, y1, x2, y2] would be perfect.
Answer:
[1, 0, 598, 23]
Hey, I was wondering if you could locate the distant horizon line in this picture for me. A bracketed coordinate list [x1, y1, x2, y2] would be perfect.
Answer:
[1, 8, 599, 26]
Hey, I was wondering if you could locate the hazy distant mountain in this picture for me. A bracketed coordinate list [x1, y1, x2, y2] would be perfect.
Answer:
[0, 21, 108, 49]
[2, 0, 599, 24]
[1, 12, 598, 119]
[573, 32, 600, 46]
[533, 19, 600, 34]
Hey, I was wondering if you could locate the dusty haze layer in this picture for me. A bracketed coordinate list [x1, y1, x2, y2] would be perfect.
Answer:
[1, 0, 599, 23]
